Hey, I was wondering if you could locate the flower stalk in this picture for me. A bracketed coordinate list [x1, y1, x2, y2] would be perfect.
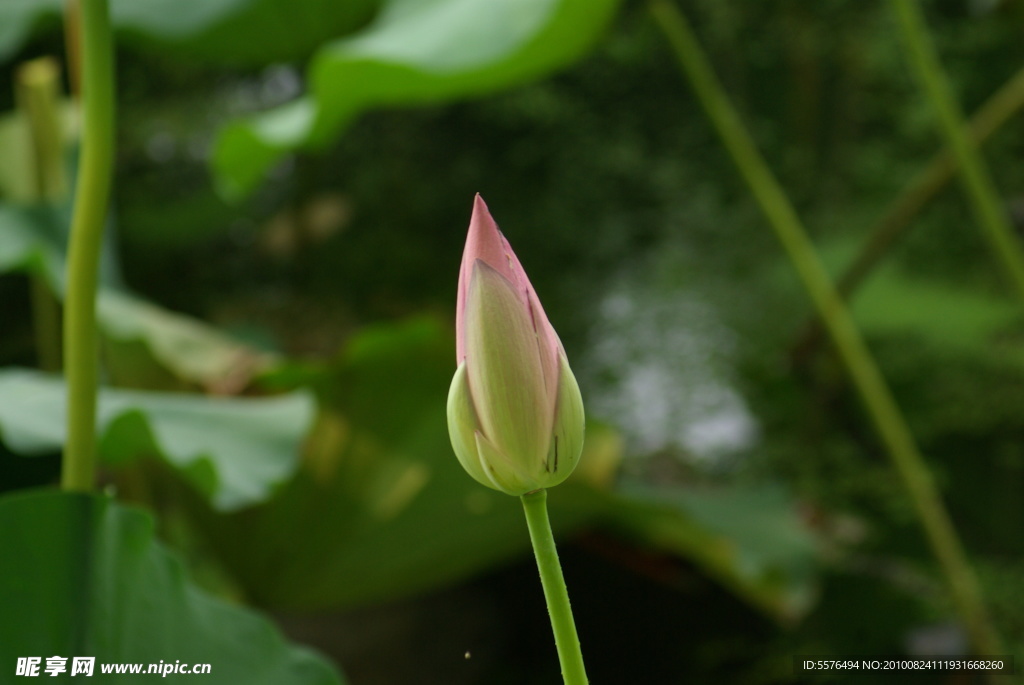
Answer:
[522, 489, 588, 685]
[61, 0, 115, 492]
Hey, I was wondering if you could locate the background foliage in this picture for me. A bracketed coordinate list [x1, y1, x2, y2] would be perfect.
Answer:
[2, 0, 1023, 682]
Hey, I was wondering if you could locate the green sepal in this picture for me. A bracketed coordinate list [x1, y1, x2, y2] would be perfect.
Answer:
[544, 351, 585, 488]
[474, 430, 539, 496]
[446, 361, 492, 490]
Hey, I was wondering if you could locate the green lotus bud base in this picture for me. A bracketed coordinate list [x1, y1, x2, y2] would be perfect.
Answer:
[521, 489, 588, 685]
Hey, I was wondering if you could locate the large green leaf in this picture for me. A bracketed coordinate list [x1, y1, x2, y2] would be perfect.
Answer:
[593, 484, 819, 620]
[177, 317, 817, 619]
[0, 1, 60, 66]
[0, 204, 275, 388]
[212, 0, 621, 198]
[181, 317, 551, 608]
[0, 489, 345, 684]
[812, 237, 1024, 367]
[852, 267, 1024, 366]
[0, 369, 314, 510]
[98, 290, 277, 392]
[0, 203, 72, 288]
[0, 0, 379, 66]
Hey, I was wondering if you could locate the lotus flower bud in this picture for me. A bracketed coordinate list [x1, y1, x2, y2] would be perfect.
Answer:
[447, 195, 585, 496]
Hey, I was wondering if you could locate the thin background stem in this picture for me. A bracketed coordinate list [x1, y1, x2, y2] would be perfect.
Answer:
[16, 57, 67, 203]
[648, 0, 1002, 659]
[16, 57, 67, 372]
[61, 0, 115, 492]
[891, 0, 1024, 305]
[63, 0, 83, 99]
[795, 64, 1024, 359]
[521, 489, 588, 685]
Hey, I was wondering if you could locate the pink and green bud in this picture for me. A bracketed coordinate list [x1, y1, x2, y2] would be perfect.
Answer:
[447, 195, 585, 496]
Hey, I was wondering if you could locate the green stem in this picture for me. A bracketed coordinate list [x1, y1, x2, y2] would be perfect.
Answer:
[521, 489, 588, 685]
[891, 0, 1024, 305]
[649, 0, 1002, 659]
[61, 0, 115, 492]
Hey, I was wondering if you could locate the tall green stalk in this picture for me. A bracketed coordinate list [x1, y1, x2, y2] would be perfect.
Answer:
[521, 490, 588, 685]
[61, 0, 115, 492]
[891, 0, 1024, 305]
[648, 0, 1002, 658]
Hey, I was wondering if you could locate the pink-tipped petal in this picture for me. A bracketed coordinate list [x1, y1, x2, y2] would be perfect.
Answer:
[455, 194, 566, 428]
[457, 194, 545, 362]
[526, 286, 563, 423]
[458, 195, 511, 362]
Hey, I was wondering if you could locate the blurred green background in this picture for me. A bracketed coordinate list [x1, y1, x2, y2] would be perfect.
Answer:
[2, 0, 1024, 683]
